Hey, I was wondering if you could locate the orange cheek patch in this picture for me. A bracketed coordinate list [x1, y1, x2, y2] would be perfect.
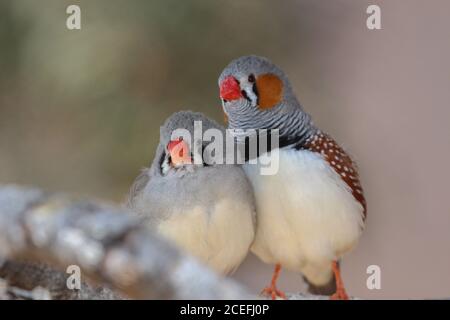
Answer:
[256, 74, 283, 109]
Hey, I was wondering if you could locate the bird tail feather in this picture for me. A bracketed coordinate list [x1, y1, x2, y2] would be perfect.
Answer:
[303, 274, 336, 296]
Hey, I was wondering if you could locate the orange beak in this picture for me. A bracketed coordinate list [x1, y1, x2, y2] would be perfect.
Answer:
[167, 139, 192, 166]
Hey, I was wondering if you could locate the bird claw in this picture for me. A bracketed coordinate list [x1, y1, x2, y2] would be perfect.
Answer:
[261, 286, 287, 300]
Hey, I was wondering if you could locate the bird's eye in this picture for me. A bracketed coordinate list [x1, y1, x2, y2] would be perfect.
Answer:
[248, 74, 255, 83]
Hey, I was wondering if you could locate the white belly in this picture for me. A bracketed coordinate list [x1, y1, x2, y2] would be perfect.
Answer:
[245, 148, 364, 285]
[156, 198, 255, 275]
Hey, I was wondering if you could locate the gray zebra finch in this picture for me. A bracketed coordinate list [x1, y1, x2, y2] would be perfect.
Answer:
[127, 111, 256, 275]
[219, 55, 367, 299]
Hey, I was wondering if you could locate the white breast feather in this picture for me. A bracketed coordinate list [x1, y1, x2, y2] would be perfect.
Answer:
[157, 198, 255, 275]
[244, 148, 364, 285]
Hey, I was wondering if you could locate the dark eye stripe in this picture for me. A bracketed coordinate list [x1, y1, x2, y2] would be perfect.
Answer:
[241, 90, 250, 101]
[252, 82, 259, 105]
[159, 151, 166, 168]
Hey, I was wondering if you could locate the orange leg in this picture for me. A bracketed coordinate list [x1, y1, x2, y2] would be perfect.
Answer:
[330, 260, 349, 300]
[261, 264, 286, 300]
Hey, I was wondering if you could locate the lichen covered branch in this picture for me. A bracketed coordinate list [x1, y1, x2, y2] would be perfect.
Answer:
[0, 184, 250, 299]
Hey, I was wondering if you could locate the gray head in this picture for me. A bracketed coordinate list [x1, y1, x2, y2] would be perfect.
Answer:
[153, 111, 225, 176]
[218, 55, 316, 142]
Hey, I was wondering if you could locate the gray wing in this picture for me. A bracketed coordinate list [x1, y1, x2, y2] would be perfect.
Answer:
[127, 143, 166, 209]
[126, 168, 150, 209]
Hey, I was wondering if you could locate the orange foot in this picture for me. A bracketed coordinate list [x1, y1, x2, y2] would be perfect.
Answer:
[261, 264, 286, 300]
[330, 287, 349, 300]
[261, 284, 287, 300]
[329, 260, 350, 300]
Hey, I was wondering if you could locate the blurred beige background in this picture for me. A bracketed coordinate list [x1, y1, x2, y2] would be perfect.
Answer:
[1, 0, 449, 299]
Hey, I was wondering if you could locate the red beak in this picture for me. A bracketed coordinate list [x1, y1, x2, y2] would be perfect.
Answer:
[219, 76, 242, 101]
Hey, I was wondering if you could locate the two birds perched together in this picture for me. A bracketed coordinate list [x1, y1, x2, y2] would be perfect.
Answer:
[127, 56, 367, 300]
